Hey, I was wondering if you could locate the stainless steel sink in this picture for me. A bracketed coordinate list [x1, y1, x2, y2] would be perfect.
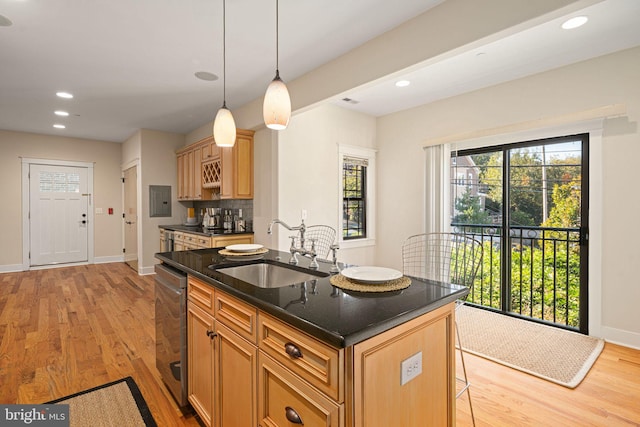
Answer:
[216, 262, 328, 288]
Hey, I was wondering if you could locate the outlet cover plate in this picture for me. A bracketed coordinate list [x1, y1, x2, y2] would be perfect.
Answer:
[401, 351, 422, 386]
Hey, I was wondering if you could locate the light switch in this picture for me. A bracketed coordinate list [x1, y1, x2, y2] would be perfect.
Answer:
[95, 207, 103, 214]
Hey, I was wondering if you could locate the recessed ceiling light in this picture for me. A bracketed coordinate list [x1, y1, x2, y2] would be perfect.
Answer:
[53, 124, 66, 129]
[54, 110, 69, 117]
[561, 16, 588, 30]
[56, 91, 74, 99]
[0, 14, 12, 27]
[395, 80, 411, 88]
[195, 71, 219, 81]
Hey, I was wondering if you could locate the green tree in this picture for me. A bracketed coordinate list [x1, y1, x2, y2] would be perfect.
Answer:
[453, 192, 490, 224]
[480, 150, 543, 226]
[543, 177, 581, 228]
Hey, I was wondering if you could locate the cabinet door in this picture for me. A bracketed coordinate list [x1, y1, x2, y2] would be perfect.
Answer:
[177, 152, 186, 200]
[187, 303, 215, 427]
[220, 130, 254, 199]
[186, 149, 195, 199]
[193, 146, 202, 199]
[258, 353, 343, 427]
[234, 133, 253, 199]
[215, 323, 257, 427]
[220, 146, 233, 200]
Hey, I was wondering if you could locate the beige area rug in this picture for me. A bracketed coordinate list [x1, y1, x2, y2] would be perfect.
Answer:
[456, 305, 604, 388]
[46, 377, 157, 427]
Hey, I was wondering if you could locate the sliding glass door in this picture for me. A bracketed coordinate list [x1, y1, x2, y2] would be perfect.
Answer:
[451, 134, 589, 333]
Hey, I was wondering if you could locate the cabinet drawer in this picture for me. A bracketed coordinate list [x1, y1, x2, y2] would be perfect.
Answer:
[194, 235, 211, 247]
[211, 234, 253, 248]
[258, 352, 343, 427]
[215, 291, 258, 344]
[259, 314, 343, 402]
[188, 276, 215, 314]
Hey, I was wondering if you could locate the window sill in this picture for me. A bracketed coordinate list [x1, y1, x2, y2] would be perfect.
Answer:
[339, 237, 376, 249]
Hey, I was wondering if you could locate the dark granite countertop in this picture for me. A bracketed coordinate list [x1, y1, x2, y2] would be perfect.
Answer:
[155, 248, 468, 348]
[159, 224, 254, 237]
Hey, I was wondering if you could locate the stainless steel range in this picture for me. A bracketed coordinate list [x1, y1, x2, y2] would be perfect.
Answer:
[155, 263, 188, 407]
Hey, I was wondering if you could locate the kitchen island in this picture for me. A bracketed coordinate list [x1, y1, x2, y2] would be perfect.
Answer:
[156, 247, 468, 426]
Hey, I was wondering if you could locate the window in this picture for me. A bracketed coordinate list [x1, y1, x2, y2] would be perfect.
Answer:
[338, 145, 376, 247]
[343, 158, 367, 239]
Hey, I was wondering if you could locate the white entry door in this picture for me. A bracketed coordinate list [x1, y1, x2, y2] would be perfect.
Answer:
[29, 164, 89, 266]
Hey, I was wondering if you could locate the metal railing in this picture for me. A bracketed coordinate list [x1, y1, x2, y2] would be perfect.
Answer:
[452, 223, 582, 330]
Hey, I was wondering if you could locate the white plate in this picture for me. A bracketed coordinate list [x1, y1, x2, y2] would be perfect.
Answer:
[225, 243, 264, 253]
[341, 266, 403, 284]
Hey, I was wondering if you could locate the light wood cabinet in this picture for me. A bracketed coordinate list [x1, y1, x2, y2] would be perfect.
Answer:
[351, 303, 456, 427]
[188, 276, 258, 427]
[259, 314, 343, 402]
[216, 322, 258, 427]
[177, 130, 253, 201]
[167, 229, 253, 251]
[177, 145, 204, 200]
[159, 229, 167, 252]
[187, 302, 215, 427]
[211, 234, 254, 249]
[258, 352, 343, 427]
[220, 129, 254, 199]
[187, 273, 456, 427]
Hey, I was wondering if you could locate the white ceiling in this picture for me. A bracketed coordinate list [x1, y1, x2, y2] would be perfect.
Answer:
[0, 0, 638, 143]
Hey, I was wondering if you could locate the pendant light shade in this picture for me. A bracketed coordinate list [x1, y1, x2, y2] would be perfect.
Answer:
[263, 0, 291, 130]
[213, 0, 236, 147]
[263, 71, 291, 130]
[213, 104, 236, 147]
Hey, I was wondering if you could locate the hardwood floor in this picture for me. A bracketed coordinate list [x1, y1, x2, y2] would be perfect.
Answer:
[1, 263, 639, 426]
[0, 263, 199, 426]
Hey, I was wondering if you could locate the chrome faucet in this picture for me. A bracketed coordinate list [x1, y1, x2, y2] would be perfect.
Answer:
[268, 218, 319, 269]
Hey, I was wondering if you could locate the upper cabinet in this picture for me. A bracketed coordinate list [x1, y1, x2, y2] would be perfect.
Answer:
[221, 129, 253, 200]
[177, 129, 254, 201]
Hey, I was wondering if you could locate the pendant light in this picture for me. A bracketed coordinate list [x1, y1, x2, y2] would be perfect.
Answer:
[213, 0, 236, 147]
[263, 0, 291, 130]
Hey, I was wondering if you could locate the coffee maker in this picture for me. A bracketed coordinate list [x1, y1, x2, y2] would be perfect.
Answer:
[203, 208, 222, 229]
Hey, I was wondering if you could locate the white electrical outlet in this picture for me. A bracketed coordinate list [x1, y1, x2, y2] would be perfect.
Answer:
[95, 207, 103, 214]
[400, 352, 422, 386]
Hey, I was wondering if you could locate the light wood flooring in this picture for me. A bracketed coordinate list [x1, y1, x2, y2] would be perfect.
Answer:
[1, 263, 639, 426]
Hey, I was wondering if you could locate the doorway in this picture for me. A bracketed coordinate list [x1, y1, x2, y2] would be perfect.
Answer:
[451, 134, 589, 333]
[22, 159, 94, 268]
[123, 165, 138, 272]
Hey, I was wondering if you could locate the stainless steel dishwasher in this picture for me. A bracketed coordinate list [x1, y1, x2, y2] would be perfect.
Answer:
[155, 263, 188, 407]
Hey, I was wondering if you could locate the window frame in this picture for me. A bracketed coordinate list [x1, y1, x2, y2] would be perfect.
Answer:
[338, 145, 376, 248]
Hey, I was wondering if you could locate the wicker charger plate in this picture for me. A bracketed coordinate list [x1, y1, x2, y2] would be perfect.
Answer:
[329, 273, 411, 293]
[218, 247, 269, 257]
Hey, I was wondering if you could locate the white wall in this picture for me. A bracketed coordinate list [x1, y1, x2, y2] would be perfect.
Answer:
[123, 129, 185, 274]
[140, 129, 185, 273]
[375, 46, 640, 348]
[0, 130, 123, 271]
[253, 104, 377, 266]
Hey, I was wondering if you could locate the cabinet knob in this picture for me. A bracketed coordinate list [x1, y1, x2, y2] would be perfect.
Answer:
[285, 406, 303, 424]
[206, 330, 217, 340]
[284, 342, 302, 359]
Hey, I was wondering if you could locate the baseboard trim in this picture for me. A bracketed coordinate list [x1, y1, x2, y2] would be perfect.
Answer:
[139, 265, 156, 276]
[602, 326, 640, 350]
[0, 264, 25, 273]
[95, 255, 125, 264]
